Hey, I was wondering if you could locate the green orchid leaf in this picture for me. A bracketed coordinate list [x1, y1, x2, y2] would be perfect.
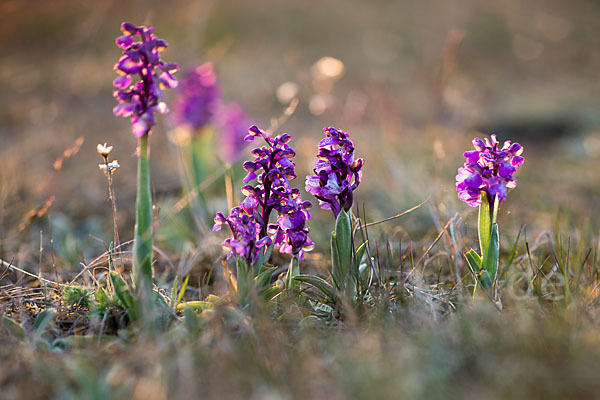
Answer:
[482, 223, 500, 283]
[465, 249, 482, 272]
[355, 241, 368, 266]
[33, 309, 55, 337]
[110, 271, 137, 320]
[335, 209, 353, 275]
[183, 307, 200, 336]
[285, 256, 300, 290]
[331, 232, 343, 291]
[478, 269, 493, 290]
[478, 191, 492, 260]
[255, 266, 277, 290]
[2, 316, 25, 340]
[262, 286, 282, 302]
[293, 274, 337, 304]
[236, 257, 250, 306]
[170, 276, 179, 310]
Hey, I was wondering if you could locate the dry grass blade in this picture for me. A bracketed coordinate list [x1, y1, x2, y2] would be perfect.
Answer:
[0, 258, 64, 287]
[69, 239, 134, 285]
[53, 136, 85, 171]
[18, 196, 55, 233]
[365, 197, 429, 227]
[415, 217, 455, 268]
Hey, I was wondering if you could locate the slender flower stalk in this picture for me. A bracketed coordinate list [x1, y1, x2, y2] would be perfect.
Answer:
[97, 143, 120, 292]
[458, 134, 524, 299]
[97, 143, 121, 256]
[112, 22, 178, 297]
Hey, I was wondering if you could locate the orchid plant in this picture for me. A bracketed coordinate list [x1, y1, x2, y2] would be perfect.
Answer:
[213, 125, 313, 305]
[300, 127, 366, 307]
[456, 134, 524, 299]
[112, 22, 178, 303]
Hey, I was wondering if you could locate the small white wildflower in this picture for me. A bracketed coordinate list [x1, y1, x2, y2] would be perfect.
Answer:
[99, 160, 120, 173]
[97, 143, 114, 157]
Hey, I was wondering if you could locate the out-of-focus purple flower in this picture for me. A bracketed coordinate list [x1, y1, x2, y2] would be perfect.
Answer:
[113, 22, 178, 137]
[172, 63, 220, 130]
[216, 103, 250, 164]
[214, 125, 314, 264]
[305, 127, 364, 219]
[456, 134, 524, 207]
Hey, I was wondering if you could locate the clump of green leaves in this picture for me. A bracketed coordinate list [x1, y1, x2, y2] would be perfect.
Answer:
[62, 285, 92, 309]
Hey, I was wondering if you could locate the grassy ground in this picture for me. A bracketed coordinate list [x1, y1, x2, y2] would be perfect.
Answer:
[2, 1, 600, 399]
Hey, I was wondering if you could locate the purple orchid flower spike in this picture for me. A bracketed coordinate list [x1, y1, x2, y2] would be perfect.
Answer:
[172, 62, 220, 131]
[456, 134, 524, 207]
[305, 127, 365, 219]
[214, 125, 314, 265]
[113, 22, 178, 137]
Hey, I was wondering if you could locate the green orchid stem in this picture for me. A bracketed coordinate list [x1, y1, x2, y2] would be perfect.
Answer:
[492, 194, 499, 225]
[133, 133, 154, 301]
[286, 256, 300, 290]
[471, 191, 500, 297]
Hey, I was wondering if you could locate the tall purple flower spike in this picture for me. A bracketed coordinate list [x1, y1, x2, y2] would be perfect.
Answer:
[113, 22, 178, 137]
[456, 134, 524, 207]
[172, 62, 220, 131]
[213, 125, 314, 264]
[305, 127, 364, 219]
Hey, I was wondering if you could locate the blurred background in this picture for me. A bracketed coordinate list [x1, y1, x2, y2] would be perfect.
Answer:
[1, 0, 600, 271]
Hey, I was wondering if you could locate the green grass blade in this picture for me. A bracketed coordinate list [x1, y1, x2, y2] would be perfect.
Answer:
[176, 275, 190, 305]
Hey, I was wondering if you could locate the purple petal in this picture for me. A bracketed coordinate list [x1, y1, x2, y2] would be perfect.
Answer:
[159, 71, 178, 88]
[509, 143, 523, 156]
[121, 22, 139, 35]
[511, 155, 524, 167]
[113, 75, 132, 89]
[472, 138, 485, 151]
[243, 171, 257, 184]
[115, 35, 134, 49]
[498, 160, 516, 178]
[116, 56, 141, 74]
[112, 102, 134, 117]
[132, 117, 150, 137]
[488, 183, 507, 202]
[464, 150, 479, 163]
